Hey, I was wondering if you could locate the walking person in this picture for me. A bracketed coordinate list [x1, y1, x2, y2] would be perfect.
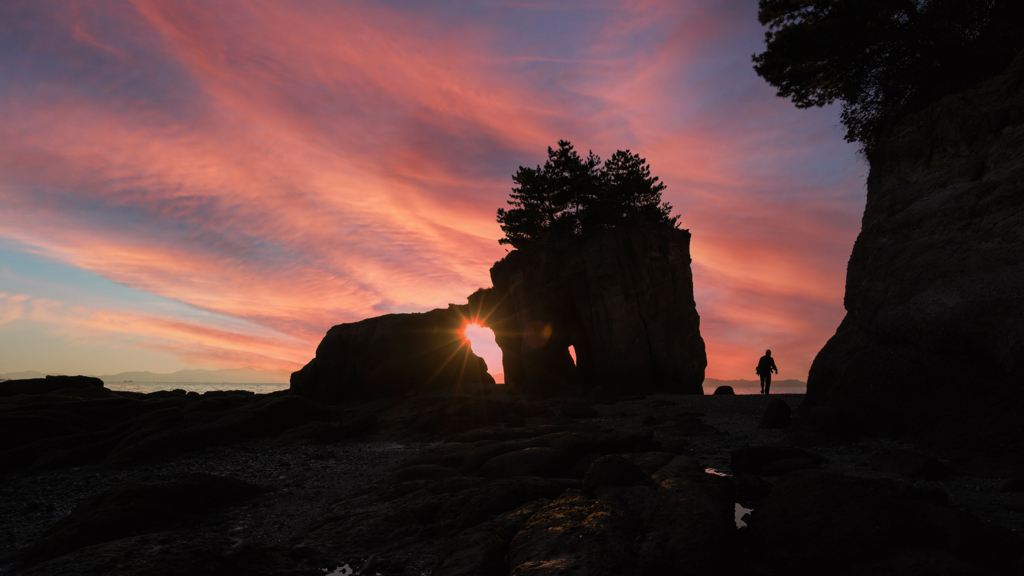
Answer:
[756, 350, 778, 394]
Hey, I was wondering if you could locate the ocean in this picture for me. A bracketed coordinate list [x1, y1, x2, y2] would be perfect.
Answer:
[104, 381, 289, 394]
[702, 385, 806, 395]
[103, 381, 804, 396]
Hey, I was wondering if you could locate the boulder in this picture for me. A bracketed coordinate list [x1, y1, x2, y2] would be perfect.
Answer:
[758, 398, 791, 429]
[803, 52, 1024, 454]
[0, 375, 104, 398]
[507, 489, 640, 575]
[636, 455, 737, 574]
[477, 447, 559, 478]
[485, 227, 707, 396]
[583, 455, 650, 494]
[289, 306, 496, 402]
[712, 385, 735, 395]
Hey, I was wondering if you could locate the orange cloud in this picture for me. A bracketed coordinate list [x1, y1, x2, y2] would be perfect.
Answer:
[0, 0, 865, 381]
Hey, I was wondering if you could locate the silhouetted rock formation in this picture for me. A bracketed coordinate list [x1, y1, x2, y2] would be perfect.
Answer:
[290, 307, 495, 403]
[480, 227, 707, 396]
[804, 51, 1024, 453]
[0, 375, 103, 398]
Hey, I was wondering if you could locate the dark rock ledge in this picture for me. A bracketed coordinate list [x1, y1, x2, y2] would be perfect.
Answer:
[1, 378, 1022, 575]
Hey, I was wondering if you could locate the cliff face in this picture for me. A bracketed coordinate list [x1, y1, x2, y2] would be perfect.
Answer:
[289, 307, 494, 403]
[484, 227, 707, 396]
[804, 53, 1024, 452]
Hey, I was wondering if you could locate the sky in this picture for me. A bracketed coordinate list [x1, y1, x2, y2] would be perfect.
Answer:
[0, 0, 866, 382]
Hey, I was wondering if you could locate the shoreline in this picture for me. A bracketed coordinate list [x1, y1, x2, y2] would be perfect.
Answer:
[1, 386, 1019, 575]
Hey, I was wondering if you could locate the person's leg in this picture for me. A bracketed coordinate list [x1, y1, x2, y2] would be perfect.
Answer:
[764, 373, 771, 395]
[760, 373, 766, 394]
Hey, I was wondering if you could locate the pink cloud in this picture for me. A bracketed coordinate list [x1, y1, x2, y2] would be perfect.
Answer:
[0, 0, 865, 381]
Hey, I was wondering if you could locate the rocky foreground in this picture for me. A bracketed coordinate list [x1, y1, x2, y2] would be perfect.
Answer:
[2, 376, 1024, 575]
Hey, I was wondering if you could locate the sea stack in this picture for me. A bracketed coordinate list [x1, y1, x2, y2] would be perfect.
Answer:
[289, 307, 495, 403]
[479, 226, 707, 396]
[803, 52, 1024, 453]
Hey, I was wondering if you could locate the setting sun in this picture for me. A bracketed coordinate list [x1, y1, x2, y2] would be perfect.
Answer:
[462, 322, 503, 383]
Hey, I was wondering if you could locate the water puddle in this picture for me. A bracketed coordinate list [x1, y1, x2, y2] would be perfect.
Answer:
[705, 468, 730, 477]
[735, 503, 753, 528]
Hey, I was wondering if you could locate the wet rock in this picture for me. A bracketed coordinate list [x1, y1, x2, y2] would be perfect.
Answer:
[746, 469, 1024, 575]
[18, 474, 264, 566]
[507, 489, 640, 575]
[583, 455, 649, 495]
[730, 445, 824, 476]
[868, 449, 948, 479]
[477, 448, 559, 478]
[404, 429, 654, 478]
[433, 500, 547, 576]
[634, 456, 736, 574]
[307, 476, 567, 560]
[712, 386, 735, 395]
[758, 398, 791, 429]
[622, 452, 677, 476]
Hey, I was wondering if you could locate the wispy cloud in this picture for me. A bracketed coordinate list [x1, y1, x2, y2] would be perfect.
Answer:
[0, 0, 863, 380]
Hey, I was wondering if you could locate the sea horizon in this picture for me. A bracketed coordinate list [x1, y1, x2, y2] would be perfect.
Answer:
[99, 380, 804, 396]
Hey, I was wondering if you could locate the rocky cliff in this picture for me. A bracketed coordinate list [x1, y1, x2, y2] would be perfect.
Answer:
[290, 307, 495, 403]
[804, 52, 1024, 453]
[481, 227, 707, 396]
[291, 226, 706, 401]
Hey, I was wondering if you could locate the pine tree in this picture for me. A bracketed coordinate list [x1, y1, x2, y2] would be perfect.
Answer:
[497, 142, 678, 249]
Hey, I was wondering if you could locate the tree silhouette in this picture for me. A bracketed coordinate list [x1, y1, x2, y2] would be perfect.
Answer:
[497, 141, 678, 249]
[753, 0, 1024, 158]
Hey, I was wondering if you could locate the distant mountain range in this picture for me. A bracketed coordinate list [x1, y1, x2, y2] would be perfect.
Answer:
[704, 378, 806, 389]
[0, 367, 290, 384]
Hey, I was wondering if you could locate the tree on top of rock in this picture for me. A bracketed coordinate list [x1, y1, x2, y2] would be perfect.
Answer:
[753, 0, 1024, 158]
[496, 141, 679, 249]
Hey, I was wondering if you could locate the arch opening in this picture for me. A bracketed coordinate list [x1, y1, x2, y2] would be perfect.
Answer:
[462, 322, 505, 383]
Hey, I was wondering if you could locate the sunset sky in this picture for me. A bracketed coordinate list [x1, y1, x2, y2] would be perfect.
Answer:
[0, 0, 865, 382]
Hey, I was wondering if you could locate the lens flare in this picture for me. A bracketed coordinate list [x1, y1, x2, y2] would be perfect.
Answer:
[462, 322, 503, 383]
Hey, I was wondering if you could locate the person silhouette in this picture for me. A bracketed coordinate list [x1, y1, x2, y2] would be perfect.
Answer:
[756, 350, 778, 395]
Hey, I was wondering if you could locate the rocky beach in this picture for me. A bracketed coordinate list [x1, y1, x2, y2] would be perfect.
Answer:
[2, 376, 1023, 575]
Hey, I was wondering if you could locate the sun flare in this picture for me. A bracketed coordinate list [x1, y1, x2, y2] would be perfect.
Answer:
[461, 322, 504, 383]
